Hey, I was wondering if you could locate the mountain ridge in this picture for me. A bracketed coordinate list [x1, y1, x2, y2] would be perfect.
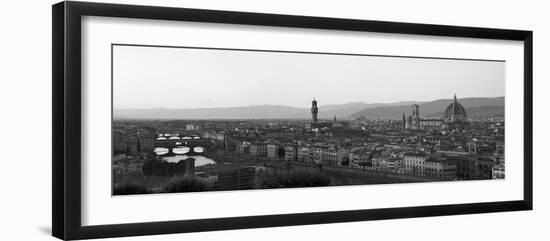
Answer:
[349, 97, 504, 120]
[114, 97, 503, 120]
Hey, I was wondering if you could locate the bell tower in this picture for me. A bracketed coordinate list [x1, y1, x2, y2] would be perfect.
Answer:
[311, 98, 318, 123]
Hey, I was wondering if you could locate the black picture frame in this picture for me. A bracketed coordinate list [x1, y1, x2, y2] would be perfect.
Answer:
[52, 1, 533, 240]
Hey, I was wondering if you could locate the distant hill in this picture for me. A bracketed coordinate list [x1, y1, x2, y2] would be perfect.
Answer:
[114, 98, 503, 120]
[114, 105, 304, 120]
[316, 101, 420, 119]
[427, 105, 504, 118]
[114, 101, 419, 120]
[349, 97, 504, 120]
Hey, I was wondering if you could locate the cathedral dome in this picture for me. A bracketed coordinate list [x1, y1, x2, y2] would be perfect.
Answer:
[443, 95, 467, 123]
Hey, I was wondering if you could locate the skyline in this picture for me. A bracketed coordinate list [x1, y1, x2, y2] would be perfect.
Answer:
[113, 96, 503, 110]
[113, 45, 505, 109]
[113, 96, 504, 120]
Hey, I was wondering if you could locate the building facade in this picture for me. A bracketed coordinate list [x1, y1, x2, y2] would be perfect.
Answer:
[297, 146, 312, 162]
[249, 143, 267, 158]
[267, 144, 279, 160]
[284, 145, 298, 162]
[403, 152, 457, 179]
[445, 155, 495, 180]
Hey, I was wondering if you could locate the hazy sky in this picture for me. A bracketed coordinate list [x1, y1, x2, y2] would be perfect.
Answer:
[113, 45, 504, 109]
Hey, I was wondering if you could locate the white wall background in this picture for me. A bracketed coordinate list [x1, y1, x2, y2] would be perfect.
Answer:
[0, 0, 547, 240]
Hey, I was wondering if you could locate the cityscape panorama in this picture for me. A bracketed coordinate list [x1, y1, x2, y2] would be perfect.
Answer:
[112, 95, 505, 195]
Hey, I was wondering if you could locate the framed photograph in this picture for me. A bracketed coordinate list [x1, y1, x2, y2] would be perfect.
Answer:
[52, 1, 533, 240]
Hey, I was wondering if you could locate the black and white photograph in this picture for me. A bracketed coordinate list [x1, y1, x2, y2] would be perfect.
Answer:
[0, 0, 544, 240]
[111, 44, 506, 195]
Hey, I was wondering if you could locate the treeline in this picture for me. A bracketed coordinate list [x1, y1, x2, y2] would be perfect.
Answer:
[114, 168, 333, 196]
[113, 176, 207, 195]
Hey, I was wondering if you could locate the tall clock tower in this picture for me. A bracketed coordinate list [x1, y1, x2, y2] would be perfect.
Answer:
[311, 98, 318, 123]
